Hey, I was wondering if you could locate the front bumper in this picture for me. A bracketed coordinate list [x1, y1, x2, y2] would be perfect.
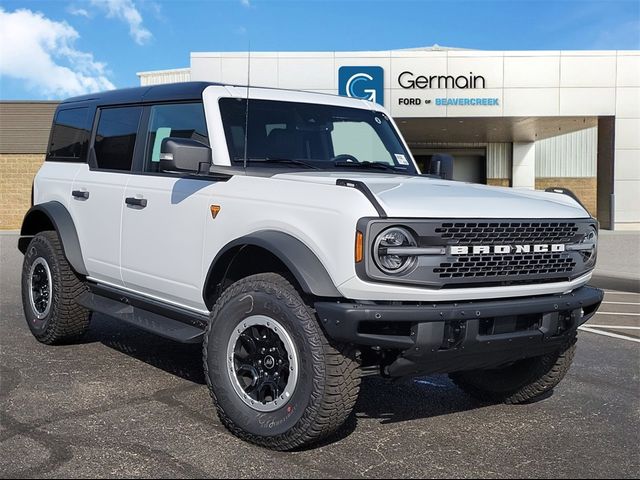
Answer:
[315, 285, 603, 377]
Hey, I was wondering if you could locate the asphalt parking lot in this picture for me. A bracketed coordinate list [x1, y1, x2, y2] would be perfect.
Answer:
[1, 233, 639, 479]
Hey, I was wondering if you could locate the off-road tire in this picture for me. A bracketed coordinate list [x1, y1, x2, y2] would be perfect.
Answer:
[21, 231, 90, 344]
[449, 336, 577, 404]
[203, 273, 361, 451]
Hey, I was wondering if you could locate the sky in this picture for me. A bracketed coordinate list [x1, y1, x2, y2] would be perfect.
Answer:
[0, 0, 639, 100]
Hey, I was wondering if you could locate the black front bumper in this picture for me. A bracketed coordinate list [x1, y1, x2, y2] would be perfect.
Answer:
[315, 286, 603, 377]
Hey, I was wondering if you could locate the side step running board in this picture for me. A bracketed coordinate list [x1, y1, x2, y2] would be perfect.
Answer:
[77, 292, 205, 344]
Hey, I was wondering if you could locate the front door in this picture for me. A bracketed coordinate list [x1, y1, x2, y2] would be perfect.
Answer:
[120, 102, 213, 312]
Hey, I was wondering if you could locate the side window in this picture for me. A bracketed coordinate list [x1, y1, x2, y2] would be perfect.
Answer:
[94, 106, 142, 171]
[47, 107, 91, 162]
[144, 103, 208, 172]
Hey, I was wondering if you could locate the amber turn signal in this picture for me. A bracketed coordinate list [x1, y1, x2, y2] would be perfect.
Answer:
[210, 205, 221, 219]
[355, 231, 364, 263]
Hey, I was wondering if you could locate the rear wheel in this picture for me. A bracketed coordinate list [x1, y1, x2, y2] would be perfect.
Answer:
[21, 231, 90, 344]
[449, 336, 577, 404]
[203, 273, 361, 450]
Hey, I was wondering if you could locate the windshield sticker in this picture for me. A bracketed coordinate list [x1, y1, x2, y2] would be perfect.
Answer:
[395, 154, 409, 165]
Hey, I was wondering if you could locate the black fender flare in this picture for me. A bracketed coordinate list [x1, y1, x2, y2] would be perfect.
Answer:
[19, 201, 88, 276]
[204, 230, 342, 303]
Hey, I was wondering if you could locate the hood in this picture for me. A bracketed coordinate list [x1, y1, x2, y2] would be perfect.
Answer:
[273, 172, 590, 219]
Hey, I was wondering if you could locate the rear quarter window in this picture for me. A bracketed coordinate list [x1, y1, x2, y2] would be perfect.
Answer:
[47, 107, 91, 162]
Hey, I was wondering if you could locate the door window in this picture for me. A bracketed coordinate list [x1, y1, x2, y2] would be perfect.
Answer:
[94, 106, 142, 171]
[144, 103, 208, 172]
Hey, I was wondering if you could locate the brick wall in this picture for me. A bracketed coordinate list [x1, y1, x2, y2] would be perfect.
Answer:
[535, 177, 597, 217]
[487, 178, 511, 187]
[0, 154, 45, 230]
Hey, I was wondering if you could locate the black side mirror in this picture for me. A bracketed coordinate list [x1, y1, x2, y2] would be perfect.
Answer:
[428, 153, 454, 180]
[160, 137, 212, 174]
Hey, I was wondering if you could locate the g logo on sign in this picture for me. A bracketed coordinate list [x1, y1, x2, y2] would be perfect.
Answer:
[338, 66, 384, 105]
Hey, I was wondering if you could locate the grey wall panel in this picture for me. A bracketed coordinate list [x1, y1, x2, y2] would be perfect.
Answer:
[536, 127, 597, 177]
[487, 142, 511, 179]
[0, 102, 59, 154]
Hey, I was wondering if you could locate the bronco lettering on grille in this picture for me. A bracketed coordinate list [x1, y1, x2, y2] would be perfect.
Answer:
[449, 244, 566, 255]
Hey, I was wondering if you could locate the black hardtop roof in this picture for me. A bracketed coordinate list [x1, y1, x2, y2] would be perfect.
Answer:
[60, 82, 224, 106]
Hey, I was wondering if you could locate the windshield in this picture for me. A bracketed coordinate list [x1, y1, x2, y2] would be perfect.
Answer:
[219, 98, 418, 174]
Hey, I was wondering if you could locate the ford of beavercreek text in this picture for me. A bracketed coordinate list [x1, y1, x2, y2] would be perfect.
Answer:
[19, 82, 603, 450]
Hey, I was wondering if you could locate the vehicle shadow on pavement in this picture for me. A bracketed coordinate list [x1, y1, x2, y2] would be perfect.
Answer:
[82, 315, 493, 426]
[354, 375, 484, 425]
[80, 314, 514, 427]
[82, 314, 206, 385]
[79, 313, 558, 447]
[298, 375, 492, 450]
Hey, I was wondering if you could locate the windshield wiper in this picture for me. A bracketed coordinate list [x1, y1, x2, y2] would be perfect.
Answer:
[334, 161, 401, 172]
[237, 158, 320, 170]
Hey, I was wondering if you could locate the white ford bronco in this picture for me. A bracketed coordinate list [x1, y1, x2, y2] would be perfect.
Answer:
[20, 82, 603, 450]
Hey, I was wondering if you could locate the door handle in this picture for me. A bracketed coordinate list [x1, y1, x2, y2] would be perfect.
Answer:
[72, 190, 89, 199]
[125, 197, 147, 208]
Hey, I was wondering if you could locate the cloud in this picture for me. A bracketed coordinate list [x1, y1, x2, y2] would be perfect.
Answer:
[240, 0, 251, 7]
[0, 8, 115, 98]
[89, 0, 152, 45]
[68, 6, 91, 18]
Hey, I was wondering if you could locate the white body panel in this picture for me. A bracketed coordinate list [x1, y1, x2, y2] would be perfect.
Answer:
[120, 175, 214, 311]
[271, 172, 588, 219]
[70, 165, 128, 286]
[33, 162, 82, 209]
[33, 85, 594, 313]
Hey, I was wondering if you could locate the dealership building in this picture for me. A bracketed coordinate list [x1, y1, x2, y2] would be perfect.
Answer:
[0, 46, 638, 230]
[138, 46, 640, 231]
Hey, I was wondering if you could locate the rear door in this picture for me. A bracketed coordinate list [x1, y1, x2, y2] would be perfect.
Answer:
[70, 105, 143, 286]
[120, 102, 213, 311]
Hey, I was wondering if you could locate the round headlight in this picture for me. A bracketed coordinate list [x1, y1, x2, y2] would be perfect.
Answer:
[580, 226, 598, 266]
[373, 227, 418, 275]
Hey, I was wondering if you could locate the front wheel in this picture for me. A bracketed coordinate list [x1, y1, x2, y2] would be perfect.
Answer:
[449, 336, 577, 404]
[203, 273, 361, 451]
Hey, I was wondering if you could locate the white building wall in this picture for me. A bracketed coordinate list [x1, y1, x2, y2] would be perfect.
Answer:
[512, 142, 536, 190]
[614, 52, 640, 230]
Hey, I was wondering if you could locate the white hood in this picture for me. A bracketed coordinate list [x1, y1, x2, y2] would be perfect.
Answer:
[273, 172, 590, 219]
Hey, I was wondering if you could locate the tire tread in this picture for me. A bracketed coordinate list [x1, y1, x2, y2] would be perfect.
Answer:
[450, 336, 577, 404]
[203, 273, 360, 451]
[22, 231, 90, 344]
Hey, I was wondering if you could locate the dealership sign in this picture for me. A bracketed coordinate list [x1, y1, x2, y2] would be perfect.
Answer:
[397, 70, 498, 107]
[338, 66, 384, 105]
[338, 66, 499, 107]
[398, 71, 486, 89]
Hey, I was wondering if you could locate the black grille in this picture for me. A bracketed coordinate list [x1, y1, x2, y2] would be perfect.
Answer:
[358, 218, 595, 289]
[434, 253, 576, 279]
[435, 222, 579, 245]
